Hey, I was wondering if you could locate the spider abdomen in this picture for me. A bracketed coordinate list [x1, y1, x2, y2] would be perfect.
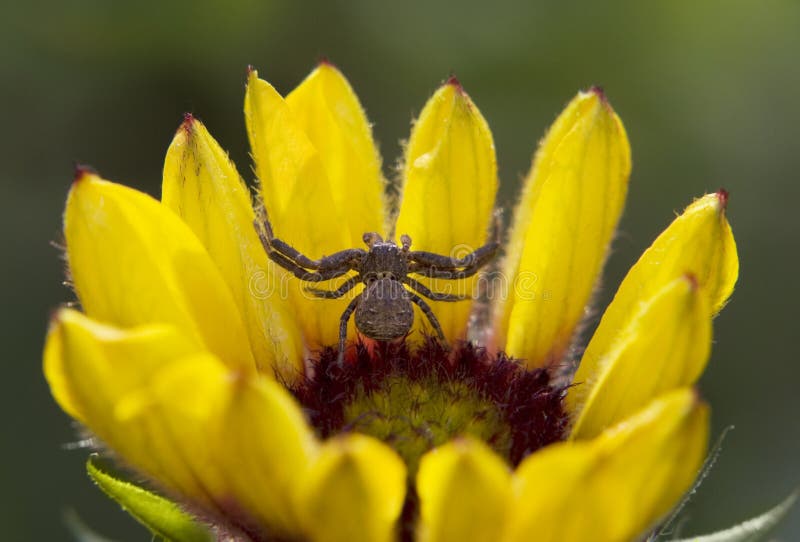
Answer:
[355, 278, 414, 341]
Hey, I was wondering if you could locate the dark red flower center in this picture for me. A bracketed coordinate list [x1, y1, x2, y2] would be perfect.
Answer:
[289, 337, 569, 541]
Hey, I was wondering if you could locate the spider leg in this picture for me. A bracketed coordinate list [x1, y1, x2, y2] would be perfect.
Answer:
[409, 240, 498, 269]
[272, 236, 365, 272]
[407, 211, 501, 277]
[407, 290, 448, 345]
[337, 295, 361, 364]
[306, 275, 361, 299]
[408, 248, 495, 279]
[254, 219, 360, 282]
[254, 210, 364, 269]
[403, 277, 469, 301]
[255, 211, 325, 268]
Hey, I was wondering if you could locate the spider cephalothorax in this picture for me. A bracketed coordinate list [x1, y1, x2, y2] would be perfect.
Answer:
[255, 213, 500, 363]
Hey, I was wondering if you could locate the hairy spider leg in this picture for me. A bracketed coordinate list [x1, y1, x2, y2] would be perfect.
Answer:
[409, 237, 499, 269]
[403, 276, 468, 301]
[305, 275, 362, 299]
[254, 210, 334, 269]
[408, 244, 498, 279]
[254, 211, 364, 271]
[337, 295, 361, 364]
[407, 291, 447, 344]
[254, 219, 363, 281]
[254, 221, 353, 282]
[407, 210, 502, 279]
[269, 235, 365, 271]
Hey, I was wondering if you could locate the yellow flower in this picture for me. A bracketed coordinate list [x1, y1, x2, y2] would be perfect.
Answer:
[44, 62, 738, 542]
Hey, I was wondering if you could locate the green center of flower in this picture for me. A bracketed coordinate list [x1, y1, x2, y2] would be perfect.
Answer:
[343, 374, 512, 475]
[290, 338, 568, 474]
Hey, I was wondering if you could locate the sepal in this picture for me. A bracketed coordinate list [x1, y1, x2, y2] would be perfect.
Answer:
[86, 455, 213, 542]
[665, 491, 797, 542]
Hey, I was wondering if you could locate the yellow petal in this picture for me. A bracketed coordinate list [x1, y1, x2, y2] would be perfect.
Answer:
[286, 62, 387, 237]
[162, 116, 304, 380]
[44, 308, 316, 537]
[113, 352, 238, 507]
[194, 372, 318, 535]
[572, 191, 738, 404]
[120, 355, 317, 537]
[43, 308, 196, 430]
[417, 438, 511, 542]
[245, 68, 359, 348]
[244, 67, 351, 249]
[66, 171, 255, 373]
[505, 388, 708, 542]
[43, 314, 81, 421]
[396, 79, 498, 341]
[494, 88, 631, 368]
[244, 68, 321, 218]
[43, 308, 221, 502]
[569, 275, 712, 439]
[298, 434, 406, 542]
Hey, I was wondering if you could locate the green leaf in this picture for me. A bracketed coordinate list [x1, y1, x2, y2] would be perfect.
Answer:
[671, 490, 797, 542]
[86, 455, 213, 542]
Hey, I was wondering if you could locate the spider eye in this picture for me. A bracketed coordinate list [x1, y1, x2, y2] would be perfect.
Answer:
[363, 232, 383, 247]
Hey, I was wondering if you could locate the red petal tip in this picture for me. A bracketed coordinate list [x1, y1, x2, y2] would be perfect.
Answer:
[72, 163, 96, 184]
[181, 112, 195, 133]
[446, 74, 463, 91]
[47, 308, 62, 326]
[588, 85, 608, 103]
[716, 188, 729, 210]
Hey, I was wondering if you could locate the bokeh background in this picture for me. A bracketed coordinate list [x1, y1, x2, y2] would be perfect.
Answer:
[2, 0, 798, 539]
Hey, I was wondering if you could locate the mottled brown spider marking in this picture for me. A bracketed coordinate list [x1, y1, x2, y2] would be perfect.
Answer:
[254, 210, 501, 363]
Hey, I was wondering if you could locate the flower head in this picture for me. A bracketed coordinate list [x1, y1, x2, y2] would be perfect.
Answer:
[44, 62, 738, 541]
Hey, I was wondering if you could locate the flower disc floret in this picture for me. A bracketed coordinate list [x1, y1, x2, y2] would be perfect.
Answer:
[291, 339, 568, 478]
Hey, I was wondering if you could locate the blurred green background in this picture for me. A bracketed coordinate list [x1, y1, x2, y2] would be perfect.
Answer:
[2, 0, 798, 539]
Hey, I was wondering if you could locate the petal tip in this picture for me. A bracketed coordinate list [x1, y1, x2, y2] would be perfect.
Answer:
[716, 187, 729, 210]
[47, 307, 64, 326]
[181, 112, 195, 133]
[588, 84, 608, 104]
[245, 65, 259, 84]
[445, 74, 465, 94]
[73, 163, 97, 184]
[317, 56, 336, 69]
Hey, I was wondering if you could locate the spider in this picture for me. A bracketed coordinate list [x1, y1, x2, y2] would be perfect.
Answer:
[254, 211, 500, 364]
